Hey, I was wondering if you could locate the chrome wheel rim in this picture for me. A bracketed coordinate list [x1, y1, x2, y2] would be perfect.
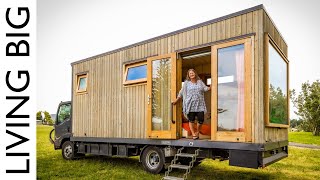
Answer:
[64, 144, 73, 158]
[146, 150, 160, 170]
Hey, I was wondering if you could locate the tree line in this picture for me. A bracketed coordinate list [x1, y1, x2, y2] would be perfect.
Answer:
[36, 111, 54, 125]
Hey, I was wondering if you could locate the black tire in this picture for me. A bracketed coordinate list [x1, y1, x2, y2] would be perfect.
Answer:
[62, 141, 76, 160]
[141, 146, 165, 174]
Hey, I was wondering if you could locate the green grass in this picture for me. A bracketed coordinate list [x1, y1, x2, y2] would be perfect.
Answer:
[289, 132, 320, 146]
[38, 125, 320, 179]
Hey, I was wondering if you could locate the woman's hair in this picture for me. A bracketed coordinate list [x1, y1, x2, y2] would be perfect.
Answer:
[185, 69, 201, 81]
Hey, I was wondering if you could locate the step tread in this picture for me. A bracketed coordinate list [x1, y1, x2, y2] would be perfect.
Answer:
[176, 153, 195, 158]
[163, 176, 184, 180]
[170, 164, 190, 170]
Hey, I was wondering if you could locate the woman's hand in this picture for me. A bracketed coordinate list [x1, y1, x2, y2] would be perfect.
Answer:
[172, 97, 180, 105]
[208, 84, 211, 91]
[172, 99, 178, 105]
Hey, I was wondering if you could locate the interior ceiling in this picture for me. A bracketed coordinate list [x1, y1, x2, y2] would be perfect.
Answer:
[182, 55, 211, 69]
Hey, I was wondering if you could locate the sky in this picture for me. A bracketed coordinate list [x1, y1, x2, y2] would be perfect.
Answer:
[37, 0, 320, 119]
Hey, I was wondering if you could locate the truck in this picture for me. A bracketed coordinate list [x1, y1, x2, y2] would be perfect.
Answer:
[50, 4, 289, 179]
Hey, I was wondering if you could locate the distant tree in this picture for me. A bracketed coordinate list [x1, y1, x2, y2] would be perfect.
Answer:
[290, 119, 302, 128]
[43, 111, 54, 125]
[291, 80, 320, 136]
[36, 111, 42, 120]
[298, 120, 313, 132]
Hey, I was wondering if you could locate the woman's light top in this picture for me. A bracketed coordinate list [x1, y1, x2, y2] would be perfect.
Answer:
[178, 80, 209, 114]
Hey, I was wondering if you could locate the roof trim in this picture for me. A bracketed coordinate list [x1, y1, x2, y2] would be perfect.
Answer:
[71, 4, 264, 66]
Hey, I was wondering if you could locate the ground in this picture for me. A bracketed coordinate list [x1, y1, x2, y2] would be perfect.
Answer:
[38, 125, 320, 179]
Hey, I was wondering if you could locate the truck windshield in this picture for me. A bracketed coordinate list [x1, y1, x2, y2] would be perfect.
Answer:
[57, 104, 71, 124]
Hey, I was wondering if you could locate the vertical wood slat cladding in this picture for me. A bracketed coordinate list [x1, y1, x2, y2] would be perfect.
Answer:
[72, 7, 288, 143]
[256, 9, 264, 143]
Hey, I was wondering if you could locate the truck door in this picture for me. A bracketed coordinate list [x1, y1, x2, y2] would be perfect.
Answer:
[55, 102, 72, 140]
[146, 53, 181, 139]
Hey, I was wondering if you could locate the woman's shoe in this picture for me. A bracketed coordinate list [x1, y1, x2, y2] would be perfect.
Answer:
[192, 136, 199, 140]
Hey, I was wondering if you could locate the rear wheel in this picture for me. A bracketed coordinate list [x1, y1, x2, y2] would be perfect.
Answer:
[141, 146, 165, 174]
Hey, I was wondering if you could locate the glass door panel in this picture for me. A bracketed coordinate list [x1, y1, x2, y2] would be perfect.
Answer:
[211, 38, 252, 142]
[151, 58, 171, 131]
[147, 53, 177, 139]
[217, 44, 245, 132]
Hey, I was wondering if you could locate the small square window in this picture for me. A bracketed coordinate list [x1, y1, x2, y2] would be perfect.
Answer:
[124, 62, 147, 85]
[76, 74, 87, 94]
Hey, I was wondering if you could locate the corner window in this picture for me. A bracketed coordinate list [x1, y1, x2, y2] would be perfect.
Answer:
[77, 73, 88, 93]
[124, 62, 147, 85]
[266, 35, 289, 127]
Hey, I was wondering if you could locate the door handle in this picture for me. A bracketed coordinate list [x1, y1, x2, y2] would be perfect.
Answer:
[171, 103, 175, 124]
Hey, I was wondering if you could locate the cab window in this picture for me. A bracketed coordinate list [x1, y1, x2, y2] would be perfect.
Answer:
[57, 104, 71, 124]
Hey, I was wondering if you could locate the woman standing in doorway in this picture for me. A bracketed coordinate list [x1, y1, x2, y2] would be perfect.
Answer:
[172, 69, 211, 140]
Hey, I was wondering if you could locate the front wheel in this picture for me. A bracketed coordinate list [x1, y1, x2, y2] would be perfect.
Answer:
[62, 141, 76, 160]
[141, 146, 165, 174]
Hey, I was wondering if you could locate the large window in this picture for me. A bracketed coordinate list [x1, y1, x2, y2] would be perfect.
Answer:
[76, 73, 88, 94]
[267, 38, 289, 126]
[123, 62, 147, 85]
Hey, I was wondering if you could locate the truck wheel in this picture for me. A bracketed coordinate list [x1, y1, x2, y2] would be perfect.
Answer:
[141, 146, 165, 174]
[62, 141, 75, 160]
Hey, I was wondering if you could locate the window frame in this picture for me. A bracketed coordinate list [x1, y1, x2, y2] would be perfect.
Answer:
[123, 61, 147, 85]
[76, 73, 88, 94]
[264, 33, 290, 128]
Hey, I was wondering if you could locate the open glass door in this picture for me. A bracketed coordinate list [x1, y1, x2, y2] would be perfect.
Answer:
[147, 53, 178, 139]
[211, 38, 252, 142]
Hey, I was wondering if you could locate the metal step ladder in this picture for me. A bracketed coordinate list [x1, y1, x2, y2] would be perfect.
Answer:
[163, 147, 200, 180]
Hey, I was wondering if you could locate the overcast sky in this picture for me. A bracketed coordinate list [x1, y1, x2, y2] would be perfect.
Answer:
[37, 0, 320, 119]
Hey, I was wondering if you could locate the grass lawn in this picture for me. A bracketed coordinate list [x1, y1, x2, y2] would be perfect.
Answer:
[289, 132, 320, 146]
[38, 125, 320, 179]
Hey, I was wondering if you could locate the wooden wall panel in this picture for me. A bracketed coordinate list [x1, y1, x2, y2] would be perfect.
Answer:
[225, 19, 230, 39]
[257, 9, 265, 143]
[252, 9, 262, 143]
[241, 14, 247, 35]
[247, 12, 253, 33]
[203, 25, 208, 44]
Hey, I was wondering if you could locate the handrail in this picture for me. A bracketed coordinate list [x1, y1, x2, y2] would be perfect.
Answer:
[171, 103, 175, 124]
[49, 129, 55, 144]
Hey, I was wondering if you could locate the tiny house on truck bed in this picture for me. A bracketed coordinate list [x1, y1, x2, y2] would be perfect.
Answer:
[51, 4, 289, 178]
